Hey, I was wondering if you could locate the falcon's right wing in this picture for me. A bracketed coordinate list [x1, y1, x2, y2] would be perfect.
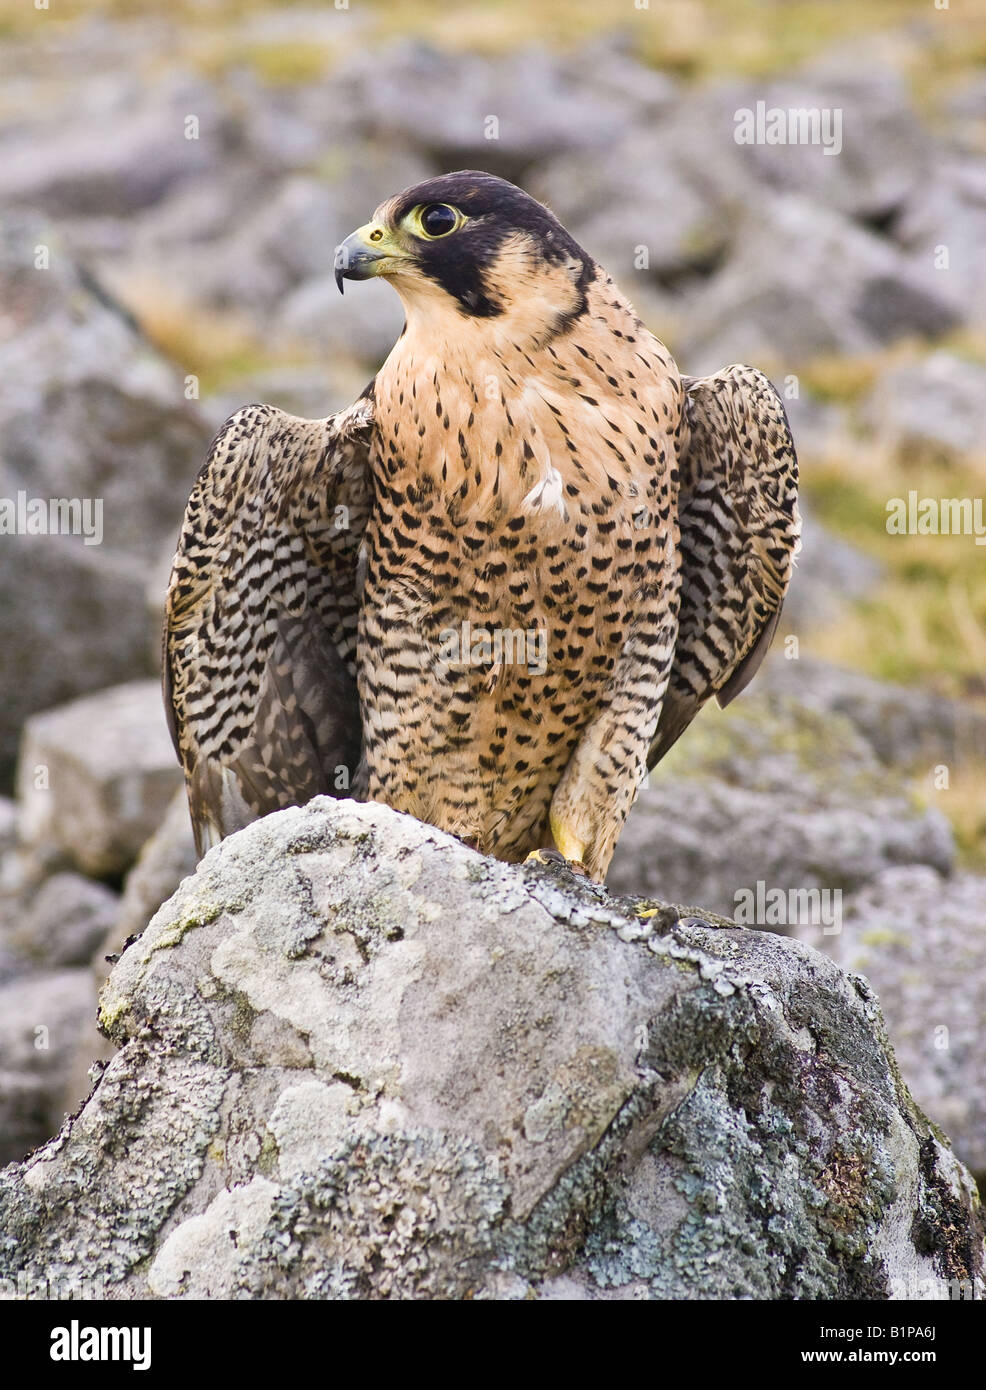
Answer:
[164, 394, 375, 858]
[649, 364, 801, 769]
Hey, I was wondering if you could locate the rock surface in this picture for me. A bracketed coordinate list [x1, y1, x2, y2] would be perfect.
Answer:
[0, 799, 981, 1300]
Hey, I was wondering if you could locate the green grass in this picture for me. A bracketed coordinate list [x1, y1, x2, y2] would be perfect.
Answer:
[195, 39, 334, 87]
[804, 458, 986, 703]
[802, 440, 986, 868]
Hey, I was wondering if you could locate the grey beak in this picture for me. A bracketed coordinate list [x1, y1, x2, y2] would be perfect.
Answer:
[334, 233, 387, 295]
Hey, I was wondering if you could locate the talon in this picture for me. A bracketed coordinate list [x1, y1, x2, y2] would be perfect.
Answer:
[525, 848, 589, 878]
[525, 848, 567, 868]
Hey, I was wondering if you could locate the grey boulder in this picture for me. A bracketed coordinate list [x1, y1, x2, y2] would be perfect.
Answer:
[16, 681, 183, 881]
[0, 799, 980, 1300]
[0, 968, 97, 1167]
[862, 350, 986, 462]
[816, 865, 986, 1185]
[4, 872, 119, 971]
[678, 192, 960, 374]
[0, 213, 211, 775]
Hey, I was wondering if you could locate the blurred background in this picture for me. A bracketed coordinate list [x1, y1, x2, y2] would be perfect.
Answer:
[0, 0, 984, 1189]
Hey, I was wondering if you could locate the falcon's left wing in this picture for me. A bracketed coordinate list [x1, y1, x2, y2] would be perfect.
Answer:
[649, 364, 801, 769]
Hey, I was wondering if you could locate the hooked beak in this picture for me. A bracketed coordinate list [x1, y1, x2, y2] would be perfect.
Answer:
[334, 221, 406, 294]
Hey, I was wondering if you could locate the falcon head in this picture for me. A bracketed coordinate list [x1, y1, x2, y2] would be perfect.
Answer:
[334, 170, 597, 333]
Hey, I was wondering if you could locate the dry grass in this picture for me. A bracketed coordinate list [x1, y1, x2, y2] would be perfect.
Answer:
[3, 0, 986, 97]
[913, 762, 986, 870]
[105, 270, 301, 394]
[799, 348, 913, 407]
[801, 332, 986, 407]
[193, 38, 335, 87]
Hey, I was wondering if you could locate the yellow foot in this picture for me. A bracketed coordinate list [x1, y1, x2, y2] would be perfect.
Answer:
[525, 848, 589, 877]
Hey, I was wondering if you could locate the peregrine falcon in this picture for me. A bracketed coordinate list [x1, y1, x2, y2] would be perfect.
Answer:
[164, 170, 800, 882]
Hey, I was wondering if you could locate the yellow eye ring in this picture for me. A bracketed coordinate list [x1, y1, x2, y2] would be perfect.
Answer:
[405, 203, 467, 240]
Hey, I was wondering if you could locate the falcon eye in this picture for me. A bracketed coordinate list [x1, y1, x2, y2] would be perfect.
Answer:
[418, 203, 461, 238]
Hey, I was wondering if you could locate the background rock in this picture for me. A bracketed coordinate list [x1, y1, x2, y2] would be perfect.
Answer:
[782, 505, 885, 631]
[0, 73, 230, 218]
[678, 193, 960, 373]
[799, 864, 986, 1187]
[0, 800, 15, 857]
[0, 213, 210, 780]
[739, 65, 933, 220]
[0, 968, 97, 1167]
[332, 39, 661, 171]
[16, 681, 183, 881]
[274, 274, 406, 370]
[760, 655, 986, 769]
[862, 351, 986, 462]
[609, 686, 955, 913]
[5, 873, 119, 971]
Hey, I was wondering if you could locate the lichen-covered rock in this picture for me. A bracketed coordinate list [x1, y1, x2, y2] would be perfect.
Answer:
[0, 799, 980, 1300]
[53, 789, 199, 1136]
